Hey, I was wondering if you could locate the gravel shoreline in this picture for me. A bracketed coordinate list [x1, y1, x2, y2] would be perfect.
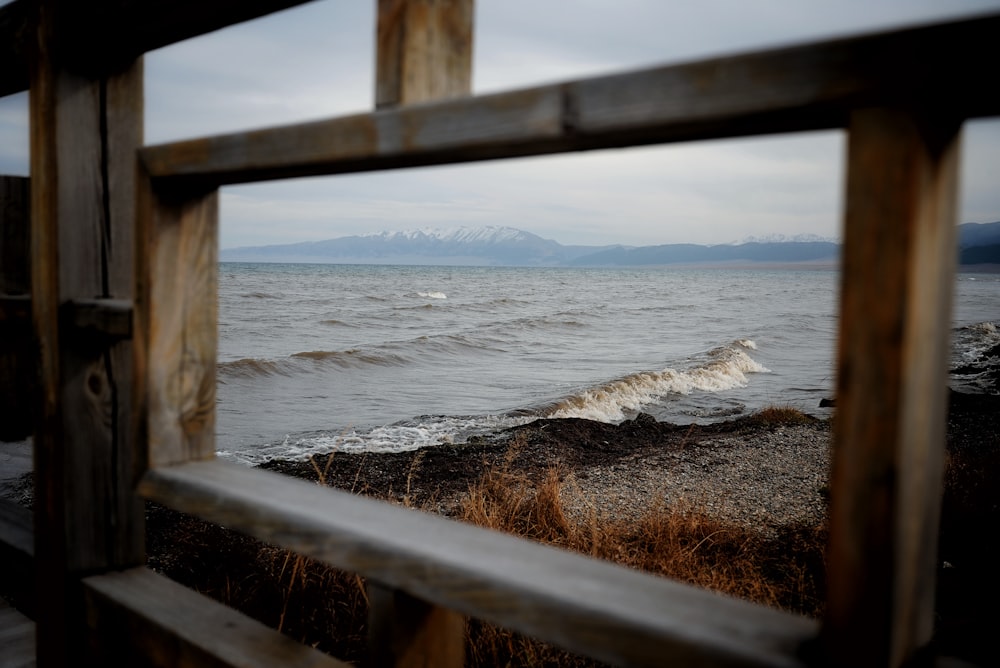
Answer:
[252, 412, 837, 539]
[560, 422, 831, 530]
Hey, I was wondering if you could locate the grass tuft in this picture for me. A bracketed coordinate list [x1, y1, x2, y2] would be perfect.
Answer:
[742, 405, 816, 427]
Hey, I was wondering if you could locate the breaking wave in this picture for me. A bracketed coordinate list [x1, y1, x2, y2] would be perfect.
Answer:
[950, 321, 1000, 394]
[546, 340, 768, 422]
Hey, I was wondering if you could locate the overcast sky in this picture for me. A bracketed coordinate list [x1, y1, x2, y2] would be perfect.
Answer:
[1, 0, 998, 248]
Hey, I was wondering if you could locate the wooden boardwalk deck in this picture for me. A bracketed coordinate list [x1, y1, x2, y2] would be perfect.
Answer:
[0, 599, 35, 668]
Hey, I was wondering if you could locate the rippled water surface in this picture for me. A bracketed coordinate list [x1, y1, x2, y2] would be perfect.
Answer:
[216, 263, 999, 462]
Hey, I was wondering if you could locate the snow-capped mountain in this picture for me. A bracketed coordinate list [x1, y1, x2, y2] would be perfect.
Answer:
[220, 222, 1000, 267]
[361, 226, 532, 245]
[738, 233, 838, 244]
[221, 226, 608, 266]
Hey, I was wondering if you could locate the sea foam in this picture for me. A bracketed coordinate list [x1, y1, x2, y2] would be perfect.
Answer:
[228, 414, 535, 463]
[547, 340, 769, 422]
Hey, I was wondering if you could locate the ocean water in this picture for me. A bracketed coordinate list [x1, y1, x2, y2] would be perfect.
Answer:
[216, 263, 1000, 463]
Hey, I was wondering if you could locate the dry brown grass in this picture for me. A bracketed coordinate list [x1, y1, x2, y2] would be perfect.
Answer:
[741, 405, 816, 427]
[452, 445, 827, 667]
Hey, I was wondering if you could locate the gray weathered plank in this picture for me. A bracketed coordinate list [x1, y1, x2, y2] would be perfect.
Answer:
[0, 0, 321, 98]
[135, 184, 219, 467]
[141, 460, 818, 668]
[376, 0, 473, 108]
[140, 13, 1000, 188]
[29, 3, 145, 663]
[83, 567, 347, 668]
[824, 107, 961, 667]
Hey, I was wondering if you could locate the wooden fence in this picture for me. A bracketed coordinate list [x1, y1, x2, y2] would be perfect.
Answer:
[1, 1, 998, 666]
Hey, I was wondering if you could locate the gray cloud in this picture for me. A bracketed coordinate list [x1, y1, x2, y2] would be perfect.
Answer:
[2, 0, 998, 246]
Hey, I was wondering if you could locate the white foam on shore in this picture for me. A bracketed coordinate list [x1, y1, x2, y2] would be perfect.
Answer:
[223, 414, 536, 464]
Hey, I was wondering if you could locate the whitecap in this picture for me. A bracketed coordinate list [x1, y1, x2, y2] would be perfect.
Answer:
[547, 342, 769, 422]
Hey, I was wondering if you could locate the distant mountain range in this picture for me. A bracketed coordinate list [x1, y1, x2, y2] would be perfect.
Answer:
[220, 222, 1000, 268]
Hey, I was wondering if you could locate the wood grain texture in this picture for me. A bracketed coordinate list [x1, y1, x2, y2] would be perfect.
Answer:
[0, 0, 319, 97]
[368, 585, 465, 668]
[824, 107, 961, 668]
[65, 298, 133, 339]
[141, 460, 818, 668]
[376, 0, 473, 108]
[83, 567, 347, 668]
[141, 12, 1000, 188]
[28, 4, 145, 663]
[135, 184, 219, 467]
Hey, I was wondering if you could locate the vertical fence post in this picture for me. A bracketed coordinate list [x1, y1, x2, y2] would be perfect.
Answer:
[368, 585, 466, 668]
[369, 1, 473, 663]
[28, 2, 144, 664]
[376, 0, 474, 108]
[1, 175, 33, 442]
[824, 107, 961, 667]
[135, 179, 219, 468]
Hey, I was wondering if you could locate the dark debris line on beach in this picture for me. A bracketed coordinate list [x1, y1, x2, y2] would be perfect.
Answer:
[260, 415, 729, 511]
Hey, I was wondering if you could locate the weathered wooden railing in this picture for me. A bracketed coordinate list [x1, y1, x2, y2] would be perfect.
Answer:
[1, 1, 999, 666]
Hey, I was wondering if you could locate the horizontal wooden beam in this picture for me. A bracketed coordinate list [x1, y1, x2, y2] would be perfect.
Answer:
[141, 460, 817, 668]
[140, 12, 1000, 188]
[0, 0, 320, 97]
[83, 567, 348, 668]
[0, 297, 131, 337]
[65, 298, 133, 339]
